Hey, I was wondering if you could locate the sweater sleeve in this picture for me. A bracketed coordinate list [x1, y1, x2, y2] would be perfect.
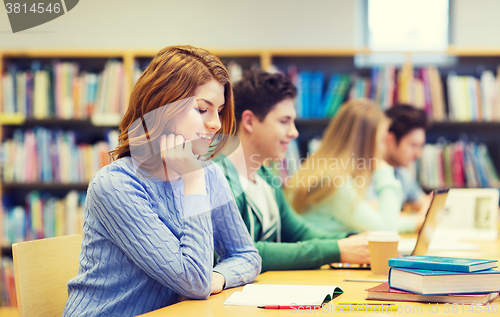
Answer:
[88, 169, 213, 300]
[210, 165, 261, 289]
[328, 166, 406, 232]
[254, 238, 340, 272]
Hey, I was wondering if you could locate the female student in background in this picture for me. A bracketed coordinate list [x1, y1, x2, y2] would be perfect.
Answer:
[63, 45, 261, 317]
[286, 98, 419, 234]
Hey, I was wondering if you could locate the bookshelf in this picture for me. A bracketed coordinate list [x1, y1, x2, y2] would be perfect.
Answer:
[264, 48, 500, 192]
[0, 48, 265, 261]
[295, 120, 500, 174]
[1, 47, 500, 309]
[1, 47, 500, 235]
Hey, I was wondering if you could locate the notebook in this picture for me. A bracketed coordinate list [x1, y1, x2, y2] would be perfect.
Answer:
[223, 284, 343, 306]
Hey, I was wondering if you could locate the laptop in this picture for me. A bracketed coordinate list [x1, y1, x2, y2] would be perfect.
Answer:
[330, 188, 450, 269]
[399, 188, 449, 256]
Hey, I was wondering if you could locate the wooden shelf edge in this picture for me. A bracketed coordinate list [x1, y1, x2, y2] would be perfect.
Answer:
[0, 47, 369, 59]
[1, 183, 89, 190]
[0, 49, 130, 58]
[0, 117, 119, 128]
[2, 47, 500, 59]
[0, 114, 25, 125]
[447, 46, 500, 56]
[0, 307, 18, 315]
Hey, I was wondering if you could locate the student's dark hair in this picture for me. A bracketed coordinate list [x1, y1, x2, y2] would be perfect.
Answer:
[233, 69, 297, 127]
[385, 104, 428, 143]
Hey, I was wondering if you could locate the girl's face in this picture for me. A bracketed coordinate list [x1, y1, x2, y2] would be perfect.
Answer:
[171, 79, 225, 156]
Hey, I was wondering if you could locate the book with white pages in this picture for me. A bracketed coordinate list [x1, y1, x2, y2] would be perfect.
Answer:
[224, 284, 343, 307]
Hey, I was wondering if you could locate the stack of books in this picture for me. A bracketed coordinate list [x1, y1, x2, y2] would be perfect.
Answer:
[366, 256, 500, 305]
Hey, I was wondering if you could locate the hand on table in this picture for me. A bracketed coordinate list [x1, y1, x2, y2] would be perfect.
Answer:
[210, 272, 225, 295]
[338, 233, 370, 264]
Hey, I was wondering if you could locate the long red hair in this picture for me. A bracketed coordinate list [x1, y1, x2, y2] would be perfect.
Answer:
[110, 45, 235, 168]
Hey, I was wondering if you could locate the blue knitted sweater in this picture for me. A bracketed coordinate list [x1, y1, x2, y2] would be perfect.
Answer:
[62, 157, 261, 316]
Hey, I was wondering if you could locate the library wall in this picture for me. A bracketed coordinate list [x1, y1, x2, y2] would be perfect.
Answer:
[2, 0, 500, 49]
[0, 0, 358, 48]
[452, 0, 500, 47]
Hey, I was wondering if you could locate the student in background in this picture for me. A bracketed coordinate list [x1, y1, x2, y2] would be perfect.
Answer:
[367, 104, 431, 214]
[286, 98, 418, 233]
[215, 70, 369, 273]
[63, 45, 261, 317]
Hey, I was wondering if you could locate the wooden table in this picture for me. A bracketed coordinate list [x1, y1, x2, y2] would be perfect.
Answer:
[139, 239, 500, 316]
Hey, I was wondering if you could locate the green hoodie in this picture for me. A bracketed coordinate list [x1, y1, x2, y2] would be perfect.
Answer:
[215, 157, 350, 272]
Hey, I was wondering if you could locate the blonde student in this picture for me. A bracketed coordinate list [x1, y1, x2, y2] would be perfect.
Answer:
[63, 45, 261, 317]
[286, 98, 418, 233]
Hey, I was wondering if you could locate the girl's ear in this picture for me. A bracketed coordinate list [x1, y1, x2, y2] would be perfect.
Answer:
[240, 110, 255, 133]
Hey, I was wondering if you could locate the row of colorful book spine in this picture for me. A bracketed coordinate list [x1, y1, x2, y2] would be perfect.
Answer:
[2, 190, 85, 245]
[287, 64, 500, 122]
[417, 140, 500, 189]
[1, 60, 129, 121]
[0, 257, 16, 307]
[299, 137, 499, 190]
[447, 71, 500, 122]
[0, 128, 119, 184]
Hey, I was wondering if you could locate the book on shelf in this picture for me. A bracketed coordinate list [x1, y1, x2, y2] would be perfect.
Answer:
[224, 284, 343, 307]
[0, 258, 17, 307]
[323, 73, 342, 117]
[325, 75, 351, 118]
[311, 72, 325, 118]
[389, 267, 500, 295]
[297, 72, 311, 118]
[366, 282, 499, 305]
[349, 75, 371, 100]
[388, 256, 498, 273]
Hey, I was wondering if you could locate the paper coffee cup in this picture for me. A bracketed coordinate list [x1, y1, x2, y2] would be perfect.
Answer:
[367, 231, 400, 276]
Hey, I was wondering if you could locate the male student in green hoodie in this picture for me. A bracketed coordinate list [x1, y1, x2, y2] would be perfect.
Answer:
[214, 70, 369, 272]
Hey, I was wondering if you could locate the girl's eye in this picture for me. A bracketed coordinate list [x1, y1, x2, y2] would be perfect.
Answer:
[196, 109, 207, 114]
